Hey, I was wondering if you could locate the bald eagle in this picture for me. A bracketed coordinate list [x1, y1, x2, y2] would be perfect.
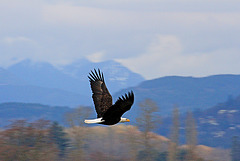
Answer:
[84, 69, 134, 125]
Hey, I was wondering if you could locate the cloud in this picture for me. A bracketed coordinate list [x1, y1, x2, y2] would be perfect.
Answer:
[42, 3, 240, 29]
[116, 35, 240, 79]
[86, 51, 106, 63]
[44, 0, 240, 13]
[2, 36, 34, 44]
[116, 35, 183, 78]
[0, 0, 240, 79]
[42, 4, 143, 29]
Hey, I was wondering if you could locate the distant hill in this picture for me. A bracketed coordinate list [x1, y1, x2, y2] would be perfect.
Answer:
[0, 85, 90, 107]
[195, 95, 240, 148]
[115, 74, 240, 118]
[1, 95, 240, 148]
[0, 102, 72, 127]
[159, 94, 240, 148]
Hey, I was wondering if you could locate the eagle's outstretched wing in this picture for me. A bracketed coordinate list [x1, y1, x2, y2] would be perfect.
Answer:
[102, 91, 134, 120]
[88, 69, 112, 118]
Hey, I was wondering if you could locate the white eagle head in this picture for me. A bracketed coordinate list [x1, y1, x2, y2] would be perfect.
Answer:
[119, 118, 130, 123]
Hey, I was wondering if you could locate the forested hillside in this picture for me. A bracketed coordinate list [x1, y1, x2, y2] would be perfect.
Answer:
[159, 95, 240, 148]
[116, 74, 240, 116]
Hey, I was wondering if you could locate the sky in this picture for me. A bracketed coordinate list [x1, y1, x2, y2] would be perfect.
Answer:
[0, 0, 240, 79]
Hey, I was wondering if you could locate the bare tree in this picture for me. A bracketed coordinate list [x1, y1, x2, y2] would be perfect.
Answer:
[0, 120, 58, 161]
[136, 98, 160, 160]
[64, 106, 92, 127]
[64, 106, 92, 160]
[168, 107, 180, 161]
[127, 125, 141, 161]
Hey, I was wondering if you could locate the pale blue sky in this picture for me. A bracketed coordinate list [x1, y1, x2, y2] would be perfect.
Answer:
[1, 0, 240, 79]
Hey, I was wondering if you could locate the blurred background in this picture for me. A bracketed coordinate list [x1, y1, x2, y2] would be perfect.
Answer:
[1, 0, 240, 160]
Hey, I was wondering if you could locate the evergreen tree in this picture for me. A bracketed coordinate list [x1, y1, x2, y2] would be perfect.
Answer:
[231, 136, 240, 161]
[185, 111, 197, 161]
[49, 121, 69, 158]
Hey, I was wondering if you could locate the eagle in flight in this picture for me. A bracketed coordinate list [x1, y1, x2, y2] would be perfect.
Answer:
[84, 69, 134, 125]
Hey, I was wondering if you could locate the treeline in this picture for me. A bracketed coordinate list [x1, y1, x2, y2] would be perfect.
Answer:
[0, 120, 65, 160]
[0, 99, 231, 160]
[0, 120, 203, 161]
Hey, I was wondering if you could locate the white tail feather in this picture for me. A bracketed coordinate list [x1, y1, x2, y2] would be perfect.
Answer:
[84, 118, 104, 124]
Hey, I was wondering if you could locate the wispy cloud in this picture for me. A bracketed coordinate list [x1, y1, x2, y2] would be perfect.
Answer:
[117, 35, 240, 79]
[86, 51, 106, 63]
[42, 3, 240, 29]
[3, 36, 34, 44]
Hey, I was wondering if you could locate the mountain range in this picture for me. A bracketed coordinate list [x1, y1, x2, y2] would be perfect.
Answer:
[2, 59, 240, 114]
[0, 59, 144, 106]
[116, 74, 240, 118]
